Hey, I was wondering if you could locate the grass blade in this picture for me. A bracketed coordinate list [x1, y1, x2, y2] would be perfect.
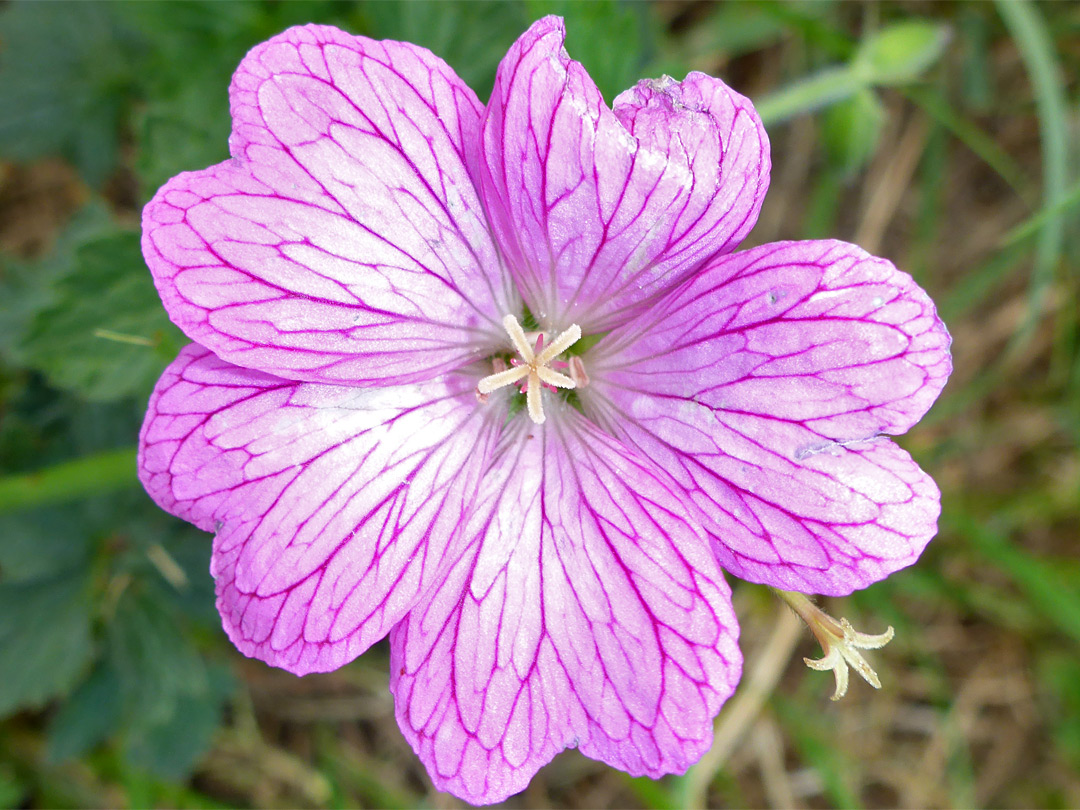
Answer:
[995, 0, 1071, 348]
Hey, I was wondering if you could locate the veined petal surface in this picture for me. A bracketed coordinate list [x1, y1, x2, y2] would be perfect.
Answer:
[479, 16, 769, 334]
[588, 240, 951, 595]
[143, 24, 513, 386]
[138, 344, 500, 674]
[391, 408, 741, 804]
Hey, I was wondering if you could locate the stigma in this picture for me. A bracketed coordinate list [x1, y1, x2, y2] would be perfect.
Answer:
[477, 315, 582, 424]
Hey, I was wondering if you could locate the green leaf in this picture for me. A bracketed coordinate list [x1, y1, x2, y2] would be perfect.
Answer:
[820, 87, 886, 176]
[853, 20, 951, 86]
[108, 588, 208, 726]
[754, 1, 855, 60]
[20, 231, 184, 401]
[0, 506, 94, 579]
[646, 3, 784, 79]
[0, 2, 141, 186]
[123, 693, 219, 781]
[46, 662, 124, 762]
[0, 569, 93, 716]
[800, 167, 844, 239]
[998, 180, 1080, 249]
[134, 66, 232, 200]
[958, 8, 994, 111]
[0, 375, 146, 476]
[995, 0, 1071, 355]
[752, 17, 949, 130]
[0, 765, 27, 810]
[684, 3, 786, 60]
[122, 664, 233, 781]
[753, 65, 864, 126]
[903, 85, 1029, 196]
[948, 510, 1080, 646]
[125, 1, 262, 198]
[0, 203, 115, 360]
[0, 256, 51, 362]
[621, 773, 680, 810]
[122, 0, 262, 64]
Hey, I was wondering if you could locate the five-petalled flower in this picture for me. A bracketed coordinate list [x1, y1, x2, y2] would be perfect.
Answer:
[138, 16, 951, 805]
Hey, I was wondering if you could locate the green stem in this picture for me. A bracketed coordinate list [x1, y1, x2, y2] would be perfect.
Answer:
[999, 180, 1080, 248]
[772, 588, 842, 642]
[754, 65, 863, 127]
[0, 447, 138, 514]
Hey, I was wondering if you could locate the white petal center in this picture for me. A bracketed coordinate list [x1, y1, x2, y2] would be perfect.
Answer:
[477, 315, 581, 424]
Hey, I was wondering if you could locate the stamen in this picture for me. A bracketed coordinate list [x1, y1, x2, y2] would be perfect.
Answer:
[536, 324, 582, 365]
[536, 366, 576, 389]
[477, 315, 583, 424]
[803, 619, 894, 699]
[502, 314, 535, 362]
[526, 371, 543, 423]
[568, 355, 590, 389]
[477, 364, 529, 394]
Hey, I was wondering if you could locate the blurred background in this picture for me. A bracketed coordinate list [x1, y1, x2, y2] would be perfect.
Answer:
[0, 1, 1077, 807]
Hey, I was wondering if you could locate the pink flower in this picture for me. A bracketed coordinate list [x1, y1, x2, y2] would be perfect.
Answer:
[138, 17, 950, 804]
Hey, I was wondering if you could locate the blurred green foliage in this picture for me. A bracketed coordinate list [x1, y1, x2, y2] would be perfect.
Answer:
[0, 3, 139, 187]
[0, 0, 1077, 807]
[20, 225, 184, 401]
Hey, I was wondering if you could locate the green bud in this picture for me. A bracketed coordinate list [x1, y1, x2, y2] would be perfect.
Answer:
[854, 20, 951, 86]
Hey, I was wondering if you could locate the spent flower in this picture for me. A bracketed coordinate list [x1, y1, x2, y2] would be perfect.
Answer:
[776, 588, 896, 700]
[138, 17, 951, 804]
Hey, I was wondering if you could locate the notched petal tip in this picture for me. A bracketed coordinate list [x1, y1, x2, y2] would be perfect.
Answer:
[391, 413, 742, 804]
[482, 14, 771, 333]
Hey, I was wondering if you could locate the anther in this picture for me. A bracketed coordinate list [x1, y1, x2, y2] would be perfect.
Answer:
[567, 355, 589, 389]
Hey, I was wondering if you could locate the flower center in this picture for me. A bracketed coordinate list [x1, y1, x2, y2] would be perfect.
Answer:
[477, 315, 582, 424]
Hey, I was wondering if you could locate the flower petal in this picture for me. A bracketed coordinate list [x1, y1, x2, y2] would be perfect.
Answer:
[142, 24, 514, 386]
[588, 240, 951, 595]
[479, 16, 769, 333]
[138, 344, 500, 674]
[391, 410, 741, 804]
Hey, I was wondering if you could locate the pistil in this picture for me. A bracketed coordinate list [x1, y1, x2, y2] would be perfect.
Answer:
[477, 315, 582, 424]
